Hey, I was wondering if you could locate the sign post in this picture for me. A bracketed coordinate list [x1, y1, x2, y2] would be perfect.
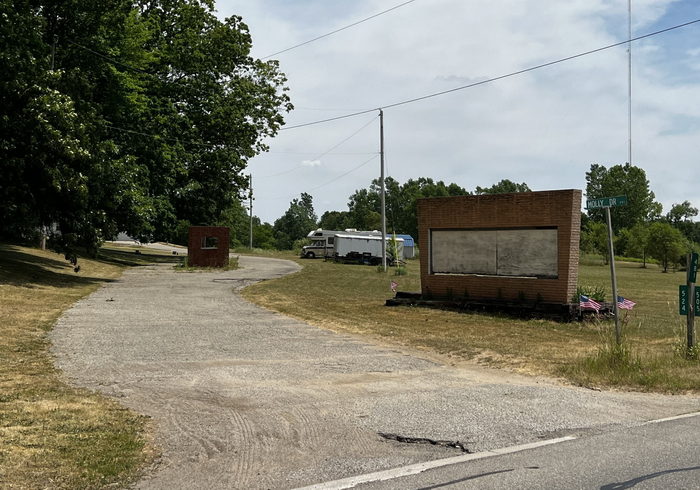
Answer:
[586, 196, 628, 345]
[686, 253, 698, 353]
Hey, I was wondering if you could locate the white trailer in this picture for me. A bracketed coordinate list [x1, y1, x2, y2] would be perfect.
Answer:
[301, 228, 382, 258]
[333, 234, 404, 265]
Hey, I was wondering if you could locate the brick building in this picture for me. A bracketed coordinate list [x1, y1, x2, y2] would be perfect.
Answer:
[417, 190, 581, 305]
[187, 226, 230, 268]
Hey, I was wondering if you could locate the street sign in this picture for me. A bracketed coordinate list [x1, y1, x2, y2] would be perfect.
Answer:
[679, 285, 700, 315]
[689, 252, 698, 283]
[586, 195, 628, 209]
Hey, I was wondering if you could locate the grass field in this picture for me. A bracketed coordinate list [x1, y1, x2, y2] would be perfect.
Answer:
[242, 253, 699, 393]
[0, 243, 179, 488]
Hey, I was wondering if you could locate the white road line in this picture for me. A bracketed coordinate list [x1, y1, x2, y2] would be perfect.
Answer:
[641, 411, 700, 425]
[295, 436, 577, 490]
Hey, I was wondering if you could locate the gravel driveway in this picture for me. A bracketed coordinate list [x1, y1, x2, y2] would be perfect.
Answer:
[51, 256, 699, 489]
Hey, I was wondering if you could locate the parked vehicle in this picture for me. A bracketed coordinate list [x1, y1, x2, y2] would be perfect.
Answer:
[332, 233, 404, 265]
[300, 229, 381, 258]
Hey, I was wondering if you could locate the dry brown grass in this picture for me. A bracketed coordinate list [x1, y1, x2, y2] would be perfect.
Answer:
[242, 255, 699, 392]
[0, 244, 155, 488]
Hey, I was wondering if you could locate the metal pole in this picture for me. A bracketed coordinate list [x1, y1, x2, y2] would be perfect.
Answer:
[606, 206, 621, 344]
[380, 109, 386, 271]
[627, 0, 632, 166]
[248, 173, 253, 249]
[688, 254, 696, 352]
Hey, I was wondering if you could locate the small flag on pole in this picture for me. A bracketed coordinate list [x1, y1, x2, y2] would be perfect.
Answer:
[580, 295, 601, 312]
[617, 296, 636, 310]
[390, 280, 398, 293]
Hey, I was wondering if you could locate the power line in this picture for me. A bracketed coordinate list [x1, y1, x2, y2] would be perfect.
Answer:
[258, 114, 378, 178]
[105, 123, 220, 149]
[266, 150, 376, 155]
[258, 154, 379, 201]
[261, 0, 418, 60]
[306, 154, 379, 192]
[279, 18, 700, 131]
[66, 39, 154, 75]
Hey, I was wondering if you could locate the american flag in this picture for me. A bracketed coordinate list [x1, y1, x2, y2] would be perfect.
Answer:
[390, 281, 398, 293]
[617, 296, 636, 310]
[580, 295, 601, 312]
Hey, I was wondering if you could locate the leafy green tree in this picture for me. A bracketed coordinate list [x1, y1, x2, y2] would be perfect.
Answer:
[217, 200, 251, 248]
[273, 193, 317, 250]
[647, 222, 687, 272]
[0, 0, 292, 256]
[252, 221, 276, 249]
[581, 221, 609, 263]
[585, 163, 660, 232]
[666, 200, 699, 244]
[475, 179, 531, 195]
[622, 223, 651, 267]
[346, 188, 381, 231]
[337, 177, 472, 241]
[318, 210, 351, 231]
[667, 200, 698, 223]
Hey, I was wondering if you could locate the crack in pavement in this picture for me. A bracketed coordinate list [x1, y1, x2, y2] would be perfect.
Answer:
[378, 432, 472, 453]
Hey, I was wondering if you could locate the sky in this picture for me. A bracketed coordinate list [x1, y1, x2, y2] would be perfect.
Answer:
[216, 0, 700, 225]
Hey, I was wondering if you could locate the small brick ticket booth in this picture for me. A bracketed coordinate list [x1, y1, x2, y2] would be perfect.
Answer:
[187, 226, 230, 267]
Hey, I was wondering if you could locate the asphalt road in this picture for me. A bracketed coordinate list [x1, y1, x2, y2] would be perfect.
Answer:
[347, 413, 700, 489]
[50, 256, 700, 489]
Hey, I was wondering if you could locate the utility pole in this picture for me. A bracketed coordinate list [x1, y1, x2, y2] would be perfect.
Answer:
[687, 253, 697, 353]
[627, 0, 632, 166]
[379, 109, 386, 271]
[248, 173, 253, 249]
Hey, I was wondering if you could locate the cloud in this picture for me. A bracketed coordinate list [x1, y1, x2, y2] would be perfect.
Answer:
[221, 0, 700, 223]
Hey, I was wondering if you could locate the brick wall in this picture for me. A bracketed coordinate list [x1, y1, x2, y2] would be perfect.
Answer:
[187, 226, 230, 268]
[417, 190, 581, 304]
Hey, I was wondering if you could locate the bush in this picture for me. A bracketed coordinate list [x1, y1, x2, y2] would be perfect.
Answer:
[573, 284, 606, 302]
[292, 237, 311, 254]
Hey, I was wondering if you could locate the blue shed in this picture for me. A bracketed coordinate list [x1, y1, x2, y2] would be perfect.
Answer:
[393, 234, 416, 259]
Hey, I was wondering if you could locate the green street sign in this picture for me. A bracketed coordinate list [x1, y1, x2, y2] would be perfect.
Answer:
[679, 285, 700, 315]
[586, 195, 628, 209]
[689, 252, 698, 283]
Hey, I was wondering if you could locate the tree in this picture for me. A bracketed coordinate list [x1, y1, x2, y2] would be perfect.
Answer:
[385, 177, 469, 237]
[666, 201, 699, 244]
[346, 188, 381, 231]
[647, 222, 687, 272]
[0, 1, 292, 256]
[252, 221, 276, 250]
[585, 163, 660, 232]
[667, 201, 698, 224]
[318, 210, 350, 231]
[580, 221, 609, 263]
[217, 199, 251, 248]
[273, 193, 317, 250]
[340, 177, 471, 241]
[619, 223, 651, 267]
[475, 179, 531, 195]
